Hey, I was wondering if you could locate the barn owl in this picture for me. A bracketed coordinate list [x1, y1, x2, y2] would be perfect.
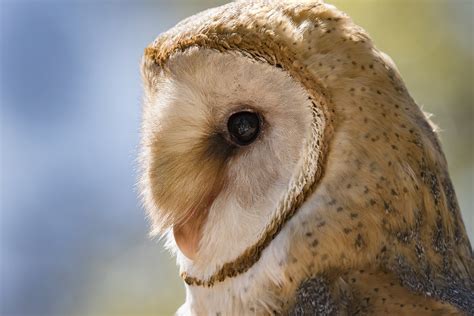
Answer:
[139, 1, 473, 315]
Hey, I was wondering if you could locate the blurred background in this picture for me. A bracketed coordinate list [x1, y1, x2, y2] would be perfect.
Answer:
[0, 0, 472, 315]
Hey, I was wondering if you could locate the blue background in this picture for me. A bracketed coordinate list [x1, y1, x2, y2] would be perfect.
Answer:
[1, 1, 472, 315]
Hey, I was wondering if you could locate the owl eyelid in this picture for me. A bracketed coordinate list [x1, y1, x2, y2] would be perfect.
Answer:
[222, 104, 265, 128]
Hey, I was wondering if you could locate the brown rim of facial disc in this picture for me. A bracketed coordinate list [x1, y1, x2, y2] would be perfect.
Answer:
[143, 13, 332, 286]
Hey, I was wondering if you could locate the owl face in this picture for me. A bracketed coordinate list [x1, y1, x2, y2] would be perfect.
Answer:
[141, 48, 314, 270]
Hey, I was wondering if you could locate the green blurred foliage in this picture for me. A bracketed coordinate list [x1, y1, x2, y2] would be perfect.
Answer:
[77, 241, 185, 316]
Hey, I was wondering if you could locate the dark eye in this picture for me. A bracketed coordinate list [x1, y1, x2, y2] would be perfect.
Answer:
[227, 111, 261, 146]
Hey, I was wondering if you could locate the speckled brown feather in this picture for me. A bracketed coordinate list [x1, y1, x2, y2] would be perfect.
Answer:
[141, 0, 473, 314]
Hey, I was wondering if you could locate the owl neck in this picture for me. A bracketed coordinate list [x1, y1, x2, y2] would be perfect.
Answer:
[175, 204, 314, 315]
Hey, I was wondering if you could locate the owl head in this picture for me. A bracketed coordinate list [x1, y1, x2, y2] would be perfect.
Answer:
[140, 0, 472, 294]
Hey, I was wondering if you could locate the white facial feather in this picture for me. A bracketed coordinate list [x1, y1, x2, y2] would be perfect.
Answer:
[154, 48, 313, 274]
[142, 48, 317, 314]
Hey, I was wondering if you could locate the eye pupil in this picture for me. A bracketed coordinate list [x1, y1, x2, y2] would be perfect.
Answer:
[227, 111, 261, 146]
